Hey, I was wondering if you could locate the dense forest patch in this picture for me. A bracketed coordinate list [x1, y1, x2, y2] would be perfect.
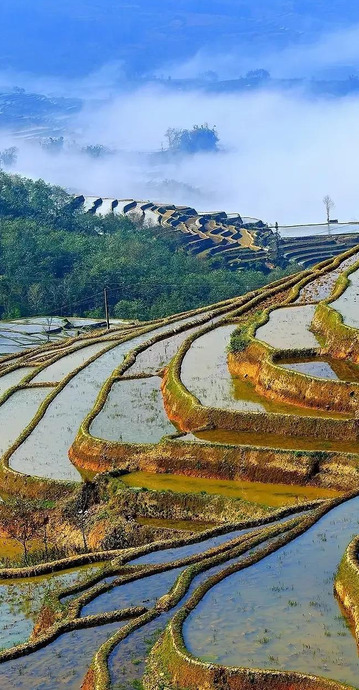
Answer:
[0, 171, 296, 321]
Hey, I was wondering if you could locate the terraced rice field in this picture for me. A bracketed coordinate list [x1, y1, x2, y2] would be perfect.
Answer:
[122, 471, 341, 506]
[255, 304, 319, 349]
[77, 196, 359, 270]
[331, 267, 359, 329]
[295, 250, 359, 303]
[1, 247, 359, 689]
[184, 496, 359, 685]
[0, 317, 114, 355]
[279, 222, 359, 238]
[90, 376, 176, 443]
[280, 355, 359, 381]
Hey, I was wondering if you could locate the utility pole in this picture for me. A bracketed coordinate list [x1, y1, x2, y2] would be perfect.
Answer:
[104, 287, 110, 330]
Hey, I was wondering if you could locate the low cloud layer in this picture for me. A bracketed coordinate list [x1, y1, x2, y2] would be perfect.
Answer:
[3, 20, 359, 226]
[2, 83, 359, 225]
[164, 23, 359, 81]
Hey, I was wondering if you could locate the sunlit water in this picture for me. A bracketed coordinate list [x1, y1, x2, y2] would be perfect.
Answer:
[255, 305, 319, 349]
[0, 368, 35, 398]
[184, 496, 359, 686]
[331, 268, 359, 330]
[122, 470, 340, 507]
[90, 376, 176, 443]
[279, 355, 359, 382]
[180, 324, 348, 419]
[296, 252, 359, 304]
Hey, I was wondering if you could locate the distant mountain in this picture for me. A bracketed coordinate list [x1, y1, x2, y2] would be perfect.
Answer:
[0, 90, 81, 129]
[1, 0, 359, 78]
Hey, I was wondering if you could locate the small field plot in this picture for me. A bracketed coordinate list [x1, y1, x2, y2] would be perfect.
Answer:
[9, 335, 156, 481]
[255, 305, 319, 349]
[183, 496, 359, 686]
[0, 367, 35, 397]
[296, 251, 359, 303]
[122, 471, 340, 507]
[0, 388, 50, 458]
[280, 355, 359, 381]
[91, 376, 176, 443]
[32, 342, 109, 383]
[330, 267, 359, 329]
[0, 565, 101, 651]
[181, 325, 239, 409]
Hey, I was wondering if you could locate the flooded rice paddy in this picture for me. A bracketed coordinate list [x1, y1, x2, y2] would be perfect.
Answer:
[7, 316, 207, 481]
[127, 312, 225, 376]
[181, 325, 349, 418]
[0, 564, 102, 651]
[184, 496, 359, 686]
[255, 305, 319, 349]
[128, 324, 205, 375]
[296, 252, 359, 304]
[129, 525, 262, 566]
[3, 266, 359, 688]
[107, 523, 313, 689]
[8, 338, 150, 481]
[0, 388, 50, 458]
[181, 325, 251, 410]
[106, 540, 271, 689]
[32, 341, 109, 383]
[81, 568, 184, 617]
[0, 621, 122, 689]
[0, 516, 313, 689]
[5, 315, 227, 481]
[0, 367, 35, 397]
[121, 471, 341, 507]
[331, 267, 359, 329]
[90, 376, 176, 443]
[0, 317, 109, 355]
[190, 427, 359, 453]
[279, 355, 359, 381]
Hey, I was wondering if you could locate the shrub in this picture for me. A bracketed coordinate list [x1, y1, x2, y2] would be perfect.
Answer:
[229, 328, 250, 353]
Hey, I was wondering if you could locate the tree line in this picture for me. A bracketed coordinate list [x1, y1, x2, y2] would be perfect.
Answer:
[0, 171, 298, 322]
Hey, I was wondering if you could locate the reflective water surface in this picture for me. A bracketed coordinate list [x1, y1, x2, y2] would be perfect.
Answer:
[181, 325, 349, 419]
[184, 497, 359, 685]
[122, 470, 341, 507]
[91, 376, 176, 443]
[331, 268, 359, 329]
[256, 305, 319, 349]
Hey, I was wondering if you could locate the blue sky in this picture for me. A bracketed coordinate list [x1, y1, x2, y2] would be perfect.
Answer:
[2, 1, 359, 78]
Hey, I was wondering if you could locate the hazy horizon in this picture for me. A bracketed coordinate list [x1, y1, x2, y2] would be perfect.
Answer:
[2, 5, 359, 224]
